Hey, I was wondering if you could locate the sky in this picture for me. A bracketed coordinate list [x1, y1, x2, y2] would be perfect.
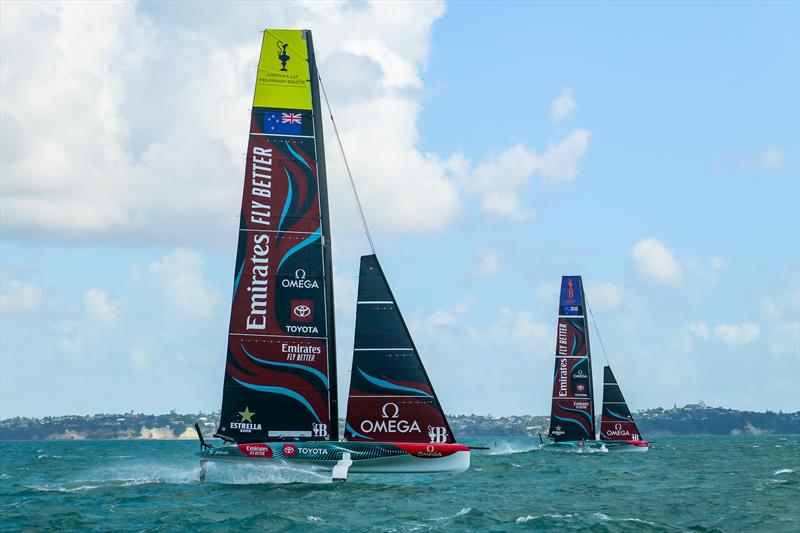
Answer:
[1, 1, 798, 418]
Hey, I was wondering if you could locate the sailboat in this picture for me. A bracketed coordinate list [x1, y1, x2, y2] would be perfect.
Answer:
[194, 29, 470, 480]
[543, 276, 648, 452]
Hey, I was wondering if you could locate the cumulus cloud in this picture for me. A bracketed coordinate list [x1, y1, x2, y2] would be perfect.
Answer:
[685, 319, 760, 346]
[0, 280, 43, 314]
[630, 238, 682, 285]
[148, 248, 220, 320]
[457, 130, 591, 220]
[468, 247, 502, 279]
[0, 1, 463, 245]
[584, 280, 625, 312]
[551, 87, 576, 121]
[83, 288, 119, 323]
[760, 148, 783, 172]
[713, 323, 760, 346]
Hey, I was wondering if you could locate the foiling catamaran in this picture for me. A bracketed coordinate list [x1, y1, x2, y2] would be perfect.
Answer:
[194, 29, 470, 481]
[543, 276, 648, 452]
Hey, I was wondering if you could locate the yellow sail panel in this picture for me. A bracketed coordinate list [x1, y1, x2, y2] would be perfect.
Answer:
[254, 29, 312, 110]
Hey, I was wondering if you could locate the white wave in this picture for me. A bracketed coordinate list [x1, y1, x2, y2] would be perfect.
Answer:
[516, 515, 538, 523]
[487, 441, 541, 456]
[431, 507, 472, 522]
[543, 513, 575, 518]
[306, 516, 322, 522]
[594, 513, 657, 525]
[31, 484, 103, 493]
[774, 468, 793, 475]
[36, 454, 62, 459]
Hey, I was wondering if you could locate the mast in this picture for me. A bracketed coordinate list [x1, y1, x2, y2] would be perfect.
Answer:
[307, 31, 339, 441]
[215, 29, 338, 443]
[548, 276, 596, 441]
[343, 255, 456, 444]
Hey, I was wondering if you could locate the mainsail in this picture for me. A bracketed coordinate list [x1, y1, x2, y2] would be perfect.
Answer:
[600, 365, 642, 441]
[548, 276, 596, 441]
[344, 255, 455, 444]
[216, 29, 338, 443]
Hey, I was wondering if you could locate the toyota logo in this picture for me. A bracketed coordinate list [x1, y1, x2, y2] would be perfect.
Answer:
[293, 305, 311, 318]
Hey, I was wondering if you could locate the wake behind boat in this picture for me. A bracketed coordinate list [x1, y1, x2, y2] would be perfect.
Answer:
[195, 28, 469, 481]
[543, 276, 648, 452]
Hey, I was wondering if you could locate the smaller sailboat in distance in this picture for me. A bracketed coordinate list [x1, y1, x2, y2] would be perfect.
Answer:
[543, 276, 648, 452]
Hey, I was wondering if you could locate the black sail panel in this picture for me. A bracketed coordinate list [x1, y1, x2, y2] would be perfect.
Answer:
[344, 255, 456, 444]
[600, 365, 643, 441]
[548, 276, 596, 441]
[216, 29, 338, 443]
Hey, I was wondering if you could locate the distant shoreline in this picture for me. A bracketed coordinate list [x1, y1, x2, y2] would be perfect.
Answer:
[1, 404, 797, 441]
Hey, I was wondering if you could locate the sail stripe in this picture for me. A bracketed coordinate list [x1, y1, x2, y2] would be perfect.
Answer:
[277, 228, 321, 271]
[552, 415, 590, 436]
[278, 167, 293, 231]
[356, 367, 432, 397]
[232, 378, 321, 423]
[285, 142, 313, 171]
[357, 301, 394, 304]
[241, 345, 329, 388]
[345, 422, 373, 440]
[606, 408, 632, 421]
[354, 348, 414, 351]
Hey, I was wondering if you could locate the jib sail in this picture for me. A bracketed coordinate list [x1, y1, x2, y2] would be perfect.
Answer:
[600, 365, 642, 441]
[548, 275, 596, 442]
[216, 29, 338, 443]
[344, 255, 455, 444]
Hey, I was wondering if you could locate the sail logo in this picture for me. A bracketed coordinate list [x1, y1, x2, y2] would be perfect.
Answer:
[282, 269, 320, 289]
[552, 425, 565, 436]
[245, 232, 272, 331]
[282, 342, 320, 362]
[276, 41, 290, 71]
[573, 369, 588, 379]
[290, 300, 314, 323]
[557, 358, 568, 397]
[428, 426, 448, 443]
[231, 407, 262, 433]
[417, 444, 443, 458]
[359, 402, 421, 435]
[282, 444, 297, 456]
[605, 423, 631, 438]
[382, 402, 400, 419]
[312, 423, 328, 438]
[557, 323, 568, 357]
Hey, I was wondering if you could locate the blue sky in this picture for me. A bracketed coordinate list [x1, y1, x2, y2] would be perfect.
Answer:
[1, 1, 798, 418]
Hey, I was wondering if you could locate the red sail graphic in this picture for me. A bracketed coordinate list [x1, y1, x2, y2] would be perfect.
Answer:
[548, 276, 596, 442]
[344, 255, 456, 444]
[216, 30, 338, 443]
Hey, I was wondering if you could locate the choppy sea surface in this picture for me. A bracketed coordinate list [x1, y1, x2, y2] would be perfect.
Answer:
[1, 436, 798, 532]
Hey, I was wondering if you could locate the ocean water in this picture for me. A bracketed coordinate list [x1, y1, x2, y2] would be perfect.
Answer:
[1, 436, 797, 532]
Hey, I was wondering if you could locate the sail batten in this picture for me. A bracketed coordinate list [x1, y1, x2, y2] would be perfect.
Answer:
[216, 29, 338, 444]
[548, 276, 597, 442]
[344, 255, 456, 444]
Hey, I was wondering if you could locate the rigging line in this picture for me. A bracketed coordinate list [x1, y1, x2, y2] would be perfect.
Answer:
[586, 296, 611, 366]
[258, 29, 376, 254]
[317, 71, 376, 255]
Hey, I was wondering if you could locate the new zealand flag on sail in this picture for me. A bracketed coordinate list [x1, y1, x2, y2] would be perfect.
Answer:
[264, 111, 303, 134]
[252, 108, 314, 137]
